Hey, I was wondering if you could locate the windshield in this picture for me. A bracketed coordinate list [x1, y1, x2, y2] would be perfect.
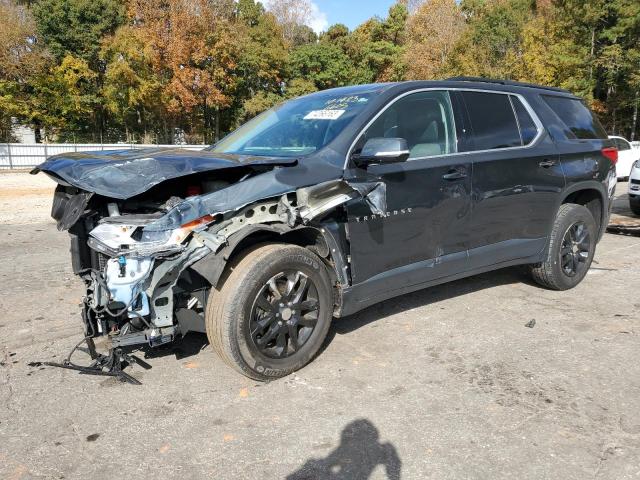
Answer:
[210, 91, 374, 157]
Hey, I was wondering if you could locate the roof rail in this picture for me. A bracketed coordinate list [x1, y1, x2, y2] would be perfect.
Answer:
[446, 76, 571, 94]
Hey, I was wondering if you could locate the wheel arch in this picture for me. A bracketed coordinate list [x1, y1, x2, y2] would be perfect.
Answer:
[558, 182, 608, 240]
[189, 224, 345, 292]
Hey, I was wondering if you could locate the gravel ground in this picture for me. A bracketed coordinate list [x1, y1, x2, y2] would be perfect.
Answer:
[1, 173, 639, 480]
[0, 171, 57, 225]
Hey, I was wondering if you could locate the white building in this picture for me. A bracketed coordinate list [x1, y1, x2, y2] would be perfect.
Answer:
[10, 119, 36, 144]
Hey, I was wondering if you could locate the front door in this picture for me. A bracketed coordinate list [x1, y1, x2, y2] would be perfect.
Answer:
[344, 90, 472, 292]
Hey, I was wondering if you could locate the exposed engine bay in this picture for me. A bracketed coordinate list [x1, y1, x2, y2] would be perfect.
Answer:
[33, 148, 385, 383]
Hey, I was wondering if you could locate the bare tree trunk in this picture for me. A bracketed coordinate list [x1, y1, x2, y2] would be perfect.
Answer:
[589, 28, 595, 83]
[215, 107, 220, 143]
[203, 99, 210, 144]
[34, 122, 42, 144]
[632, 91, 638, 142]
[612, 108, 616, 135]
[163, 119, 169, 145]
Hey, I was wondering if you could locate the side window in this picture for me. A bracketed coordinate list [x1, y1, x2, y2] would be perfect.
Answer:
[461, 91, 522, 150]
[358, 91, 457, 159]
[542, 95, 607, 140]
[511, 96, 539, 145]
[614, 138, 631, 151]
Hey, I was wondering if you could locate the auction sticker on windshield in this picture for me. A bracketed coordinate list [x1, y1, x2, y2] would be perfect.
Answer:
[304, 109, 346, 120]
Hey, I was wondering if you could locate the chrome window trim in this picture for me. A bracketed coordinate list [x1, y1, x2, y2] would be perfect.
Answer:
[344, 87, 545, 169]
[375, 151, 411, 157]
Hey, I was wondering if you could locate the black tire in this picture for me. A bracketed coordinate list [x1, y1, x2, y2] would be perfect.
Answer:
[530, 204, 597, 291]
[630, 196, 640, 216]
[206, 243, 333, 381]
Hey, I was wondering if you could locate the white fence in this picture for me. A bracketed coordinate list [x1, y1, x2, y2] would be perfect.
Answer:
[0, 143, 207, 169]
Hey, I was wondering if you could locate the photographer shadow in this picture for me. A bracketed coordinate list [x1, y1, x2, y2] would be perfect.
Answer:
[287, 419, 401, 480]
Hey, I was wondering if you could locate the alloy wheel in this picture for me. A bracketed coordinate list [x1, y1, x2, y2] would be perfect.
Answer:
[249, 271, 321, 359]
[559, 221, 591, 277]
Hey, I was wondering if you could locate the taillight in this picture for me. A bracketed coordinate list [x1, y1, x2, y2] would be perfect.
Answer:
[602, 147, 618, 165]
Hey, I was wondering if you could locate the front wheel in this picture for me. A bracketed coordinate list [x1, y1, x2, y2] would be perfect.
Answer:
[530, 204, 597, 291]
[206, 244, 333, 381]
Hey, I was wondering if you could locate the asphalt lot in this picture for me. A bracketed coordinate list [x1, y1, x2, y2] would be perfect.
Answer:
[1, 172, 639, 480]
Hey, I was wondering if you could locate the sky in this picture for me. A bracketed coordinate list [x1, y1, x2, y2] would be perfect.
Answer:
[306, 0, 396, 32]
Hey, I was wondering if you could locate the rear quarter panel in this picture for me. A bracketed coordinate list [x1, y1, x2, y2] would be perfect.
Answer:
[526, 93, 615, 239]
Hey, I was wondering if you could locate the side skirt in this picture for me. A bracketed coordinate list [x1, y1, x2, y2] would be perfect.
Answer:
[339, 237, 547, 317]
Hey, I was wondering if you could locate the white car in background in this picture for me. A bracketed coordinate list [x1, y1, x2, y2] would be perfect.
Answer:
[629, 160, 640, 215]
[609, 136, 640, 179]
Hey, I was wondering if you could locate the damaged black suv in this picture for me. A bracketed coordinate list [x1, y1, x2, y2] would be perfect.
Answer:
[35, 78, 618, 381]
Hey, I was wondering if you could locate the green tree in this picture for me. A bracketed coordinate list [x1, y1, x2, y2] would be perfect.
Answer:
[241, 78, 317, 122]
[290, 24, 318, 47]
[33, 0, 124, 69]
[29, 54, 98, 140]
[289, 42, 355, 89]
[236, 8, 288, 98]
[30, 0, 125, 140]
[321, 24, 350, 43]
[378, 2, 408, 45]
[101, 27, 163, 142]
[447, 0, 536, 78]
[237, 0, 265, 27]
[537, 0, 640, 135]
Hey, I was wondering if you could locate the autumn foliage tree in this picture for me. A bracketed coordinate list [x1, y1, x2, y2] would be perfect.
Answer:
[121, 0, 239, 143]
[0, 0, 48, 140]
[1, 0, 639, 143]
[404, 0, 465, 80]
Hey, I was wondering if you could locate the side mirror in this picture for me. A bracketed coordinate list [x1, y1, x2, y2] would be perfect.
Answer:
[353, 138, 410, 168]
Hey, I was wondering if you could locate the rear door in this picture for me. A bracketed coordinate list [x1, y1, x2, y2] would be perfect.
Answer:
[537, 94, 615, 224]
[458, 90, 565, 267]
[344, 90, 473, 290]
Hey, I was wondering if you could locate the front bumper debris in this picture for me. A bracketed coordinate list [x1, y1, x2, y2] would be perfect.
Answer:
[44, 337, 153, 385]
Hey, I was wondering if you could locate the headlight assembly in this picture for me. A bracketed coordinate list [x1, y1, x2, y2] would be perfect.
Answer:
[88, 215, 218, 257]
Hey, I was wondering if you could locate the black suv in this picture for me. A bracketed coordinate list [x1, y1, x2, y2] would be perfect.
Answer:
[36, 78, 618, 382]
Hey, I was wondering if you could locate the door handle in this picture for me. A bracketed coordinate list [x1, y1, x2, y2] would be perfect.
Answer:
[539, 160, 557, 168]
[442, 169, 467, 181]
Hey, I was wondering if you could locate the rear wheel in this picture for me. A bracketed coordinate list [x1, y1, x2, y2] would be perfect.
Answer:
[206, 244, 333, 381]
[530, 204, 597, 290]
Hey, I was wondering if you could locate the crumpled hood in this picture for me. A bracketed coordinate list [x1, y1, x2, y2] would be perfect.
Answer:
[31, 147, 298, 199]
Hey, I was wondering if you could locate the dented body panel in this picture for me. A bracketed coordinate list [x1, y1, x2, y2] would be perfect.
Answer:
[33, 148, 299, 199]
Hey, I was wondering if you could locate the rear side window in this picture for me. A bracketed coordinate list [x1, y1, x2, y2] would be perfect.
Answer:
[613, 138, 631, 151]
[461, 91, 522, 150]
[542, 95, 607, 140]
[511, 96, 538, 145]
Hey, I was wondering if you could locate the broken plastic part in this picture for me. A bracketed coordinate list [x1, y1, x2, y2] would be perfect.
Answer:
[143, 238, 211, 327]
[89, 214, 218, 257]
[296, 180, 387, 222]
